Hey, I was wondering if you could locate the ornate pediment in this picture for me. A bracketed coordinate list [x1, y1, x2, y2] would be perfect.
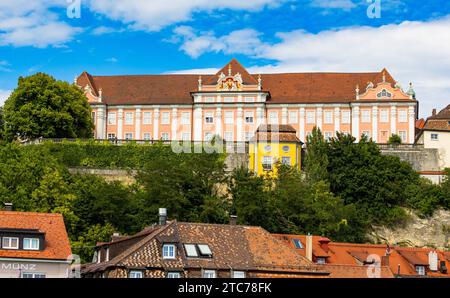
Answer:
[357, 80, 412, 101]
[217, 72, 243, 91]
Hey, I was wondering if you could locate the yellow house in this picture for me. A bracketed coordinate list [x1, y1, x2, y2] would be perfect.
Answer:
[249, 125, 303, 176]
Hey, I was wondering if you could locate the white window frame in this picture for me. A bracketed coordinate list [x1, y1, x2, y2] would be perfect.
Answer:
[125, 112, 134, 125]
[23, 238, 39, 250]
[288, 111, 298, 124]
[108, 112, 117, 125]
[398, 130, 407, 143]
[268, 112, 278, 124]
[362, 131, 371, 139]
[161, 133, 170, 141]
[161, 112, 170, 125]
[167, 272, 181, 278]
[430, 133, 439, 141]
[22, 272, 46, 278]
[398, 109, 408, 123]
[204, 132, 214, 141]
[143, 112, 152, 125]
[324, 131, 333, 141]
[203, 270, 216, 278]
[245, 111, 254, 124]
[232, 271, 246, 278]
[129, 271, 143, 278]
[224, 111, 234, 124]
[245, 132, 254, 142]
[361, 110, 371, 123]
[262, 156, 273, 171]
[162, 244, 176, 259]
[125, 133, 133, 140]
[107, 133, 116, 140]
[224, 97, 234, 103]
[324, 111, 333, 124]
[224, 132, 233, 142]
[380, 109, 389, 123]
[143, 133, 152, 141]
[244, 97, 254, 103]
[181, 112, 191, 125]
[181, 132, 191, 141]
[341, 111, 351, 124]
[2, 237, 19, 249]
[204, 112, 214, 124]
[205, 96, 215, 103]
[281, 156, 291, 166]
[306, 111, 315, 124]
[416, 265, 426, 276]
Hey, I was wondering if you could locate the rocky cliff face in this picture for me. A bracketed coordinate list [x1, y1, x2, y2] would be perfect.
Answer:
[369, 209, 450, 250]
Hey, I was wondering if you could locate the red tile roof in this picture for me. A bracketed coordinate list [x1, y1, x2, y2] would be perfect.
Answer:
[76, 59, 412, 106]
[0, 211, 71, 261]
[422, 105, 450, 131]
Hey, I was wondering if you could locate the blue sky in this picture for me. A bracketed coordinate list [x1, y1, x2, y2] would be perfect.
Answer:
[1, 0, 450, 117]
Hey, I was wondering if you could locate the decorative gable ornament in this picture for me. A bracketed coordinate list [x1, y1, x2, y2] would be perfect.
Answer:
[217, 71, 243, 91]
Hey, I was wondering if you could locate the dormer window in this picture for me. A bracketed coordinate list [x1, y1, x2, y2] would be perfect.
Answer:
[2, 237, 19, 249]
[377, 89, 392, 99]
[23, 238, 39, 250]
[162, 244, 176, 259]
[316, 257, 327, 264]
[416, 265, 426, 276]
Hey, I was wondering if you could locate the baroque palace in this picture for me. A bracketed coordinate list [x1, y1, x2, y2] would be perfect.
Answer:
[76, 59, 418, 144]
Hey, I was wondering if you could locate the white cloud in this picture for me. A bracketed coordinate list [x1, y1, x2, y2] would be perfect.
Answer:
[106, 57, 118, 63]
[91, 26, 126, 36]
[310, 0, 357, 10]
[172, 16, 450, 117]
[87, 0, 286, 31]
[0, 89, 11, 106]
[172, 26, 267, 58]
[0, 61, 12, 72]
[0, 0, 81, 48]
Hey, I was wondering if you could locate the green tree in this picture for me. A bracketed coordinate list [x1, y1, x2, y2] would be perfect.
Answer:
[71, 223, 116, 263]
[388, 134, 402, 145]
[405, 177, 444, 217]
[3, 73, 94, 140]
[304, 127, 329, 183]
[0, 107, 4, 140]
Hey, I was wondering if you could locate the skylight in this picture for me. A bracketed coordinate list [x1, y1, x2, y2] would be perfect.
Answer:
[292, 239, 303, 249]
[184, 244, 198, 257]
[198, 244, 213, 257]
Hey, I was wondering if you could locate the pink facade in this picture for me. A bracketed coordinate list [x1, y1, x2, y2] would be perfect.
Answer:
[80, 60, 418, 144]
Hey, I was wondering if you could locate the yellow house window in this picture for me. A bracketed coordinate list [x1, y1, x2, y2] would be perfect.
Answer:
[262, 156, 272, 171]
[281, 156, 291, 166]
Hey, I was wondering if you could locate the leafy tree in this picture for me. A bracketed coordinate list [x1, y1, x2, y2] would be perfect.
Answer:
[71, 223, 116, 263]
[388, 134, 402, 145]
[3, 73, 94, 140]
[404, 178, 444, 217]
[304, 127, 329, 183]
[0, 107, 4, 140]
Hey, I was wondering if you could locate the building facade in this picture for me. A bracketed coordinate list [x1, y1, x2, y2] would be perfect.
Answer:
[0, 205, 72, 278]
[77, 59, 418, 144]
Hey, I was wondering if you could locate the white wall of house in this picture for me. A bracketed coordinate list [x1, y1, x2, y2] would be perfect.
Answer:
[423, 130, 450, 169]
[0, 259, 70, 278]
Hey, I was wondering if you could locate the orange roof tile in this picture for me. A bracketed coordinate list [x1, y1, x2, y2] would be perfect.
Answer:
[0, 211, 71, 260]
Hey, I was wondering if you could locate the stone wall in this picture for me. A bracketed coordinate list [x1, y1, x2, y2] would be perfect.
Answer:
[68, 168, 137, 184]
[380, 147, 440, 171]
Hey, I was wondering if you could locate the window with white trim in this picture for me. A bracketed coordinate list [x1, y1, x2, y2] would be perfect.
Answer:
[361, 110, 371, 123]
[316, 257, 327, 264]
[125, 133, 133, 140]
[161, 133, 170, 141]
[224, 111, 234, 124]
[431, 133, 439, 141]
[205, 97, 215, 103]
[362, 131, 371, 139]
[416, 266, 426, 276]
[306, 111, 315, 124]
[324, 111, 333, 124]
[224, 97, 234, 103]
[324, 132, 333, 141]
[289, 111, 298, 124]
[245, 132, 254, 141]
[2, 237, 19, 249]
[107, 133, 116, 140]
[380, 109, 389, 123]
[245, 111, 254, 124]
[281, 156, 291, 166]
[143, 133, 151, 141]
[161, 112, 170, 125]
[181, 112, 191, 125]
[125, 112, 133, 125]
[143, 112, 152, 125]
[244, 97, 254, 103]
[204, 132, 213, 142]
[203, 270, 216, 278]
[398, 109, 407, 123]
[262, 156, 272, 171]
[341, 111, 351, 124]
[232, 271, 246, 278]
[23, 238, 39, 250]
[22, 273, 46, 278]
[224, 132, 233, 142]
[129, 271, 143, 278]
[162, 244, 176, 259]
[205, 112, 214, 124]
[398, 131, 407, 143]
[167, 272, 181, 278]
[182, 133, 191, 141]
[268, 112, 278, 124]
[108, 112, 116, 125]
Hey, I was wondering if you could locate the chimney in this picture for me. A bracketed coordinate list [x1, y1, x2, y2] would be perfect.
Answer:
[230, 215, 238, 225]
[318, 237, 331, 253]
[159, 208, 167, 226]
[432, 109, 437, 116]
[428, 251, 438, 271]
[439, 260, 447, 274]
[3, 203, 13, 211]
[306, 234, 313, 262]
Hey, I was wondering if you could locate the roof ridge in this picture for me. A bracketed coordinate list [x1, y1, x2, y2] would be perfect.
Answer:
[0, 211, 63, 217]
